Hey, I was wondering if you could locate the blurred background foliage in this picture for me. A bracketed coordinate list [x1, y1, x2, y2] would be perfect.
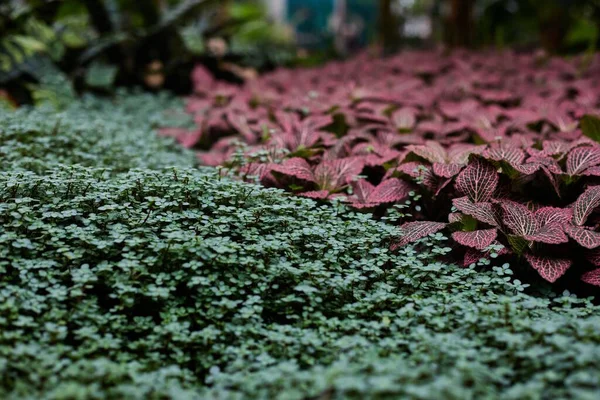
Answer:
[1, 0, 600, 106]
[0, 0, 296, 105]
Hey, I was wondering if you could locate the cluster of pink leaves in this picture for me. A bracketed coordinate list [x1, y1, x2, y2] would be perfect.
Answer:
[161, 49, 600, 286]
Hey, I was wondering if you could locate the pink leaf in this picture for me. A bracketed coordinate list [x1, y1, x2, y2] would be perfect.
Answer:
[455, 158, 498, 202]
[352, 179, 375, 204]
[573, 186, 600, 226]
[534, 207, 572, 225]
[368, 178, 412, 204]
[566, 146, 600, 175]
[300, 190, 330, 199]
[484, 146, 526, 165]
[524, 254, 571, 283]
[452, 229, 497, 250]
[272, 158, 316, 182]
[433, 163, 463, 178]
[564, 224, 600, 249]
[581, 268, 600, 286]
[392, 221, 447, 249]
[452, 197, 498, 227]
[500, 200, 538, 236]
[406, 141, 447, 164]
[524, 224, 568, 244]
[391, 108, 417, 130]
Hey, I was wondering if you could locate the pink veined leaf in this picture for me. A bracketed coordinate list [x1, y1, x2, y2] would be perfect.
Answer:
[271, 158, 316, 183]
[391, 107, 417, 130]
[534, 207, 572, 226]
[455, 158, 498, 202]
[299, 190, 330, 199]
[572, 186, 600, 226]
[447, 144, 485, 164]
[392, 221, 447, 249]
[351, 179, 375, 204]
[349, 179, 411, 208]
[239, 162, 275, 182]
[581, 166, 600, 176]
[524, 254, 571, 283]
[523, 224, 569, 245]
[227, 111, 257, 143]
[367, 178, 412, 204]
[448, 212, 465, 224]
[406, 141, 447, 164]
[586, 249, 600, 266]
[581, 268, 600, 286]
[463, 248, 486, 267]
[483, 145, 526, 165]
[396, 161, 428, 178]
[452, 229, 498, 250]
[500, 200, 538, 237]
[452, 197, 498, 227]
[564, 224, 600, 249]
[313, 157, 364, 191]
[432, 162, 463, 178]
[566, 146, 600, 175]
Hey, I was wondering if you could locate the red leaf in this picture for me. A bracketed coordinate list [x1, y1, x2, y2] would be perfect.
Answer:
[500, 200, 538, 236]
[573, 186, 600, 226]
[564, 224, 600, 249]
[452, 229, 497, 250]
[452, 197, 498, 226]
[272, 158, 316, 182]
[392, 221, 447, 249]
[524, 254, 571, 283]
[566, 146, 600, 175]
[455, 158, 498, 202]
[581, 268, 600, 286]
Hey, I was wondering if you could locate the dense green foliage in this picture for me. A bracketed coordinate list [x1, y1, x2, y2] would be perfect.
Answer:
[2, 93, 600, 399]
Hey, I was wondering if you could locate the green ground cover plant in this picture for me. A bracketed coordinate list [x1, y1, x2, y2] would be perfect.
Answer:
[2, 92, 600, 399]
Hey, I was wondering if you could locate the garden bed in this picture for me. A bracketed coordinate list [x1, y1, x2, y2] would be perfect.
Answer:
[2, 87, 600, 398]
[164, 50, 600, 290]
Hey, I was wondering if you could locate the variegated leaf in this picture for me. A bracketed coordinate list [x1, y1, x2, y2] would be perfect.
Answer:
[500, 200, 538, 236]
[523, 224, 568, 244]
[300, 190, 331, 199]
[452, 197, 498, 227]
[406, 141, 446, 164]
[566, 146, 600, 175]
[581, 268, 600, 286]
[432, 162, 463, 178]
[392, 221, 447, 249]
[572, 186, 600, 226]
[351, 179, 375, 203]
[484, 145, 526, 165]
[369, 178, 412, 204]
[564, 224, 600, 249]
[272, 158, 316, 182]
[534, 207, 573, 225]
[455, 158, 498, 202]
[524, 254, 571, 283]
[452, 229, 497, 250]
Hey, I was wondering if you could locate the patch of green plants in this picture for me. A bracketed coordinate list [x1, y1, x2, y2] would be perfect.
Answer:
[2, 93, 600, 399]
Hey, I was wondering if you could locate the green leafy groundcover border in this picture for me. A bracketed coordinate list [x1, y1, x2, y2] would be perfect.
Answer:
[2, 93, 600, 399]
